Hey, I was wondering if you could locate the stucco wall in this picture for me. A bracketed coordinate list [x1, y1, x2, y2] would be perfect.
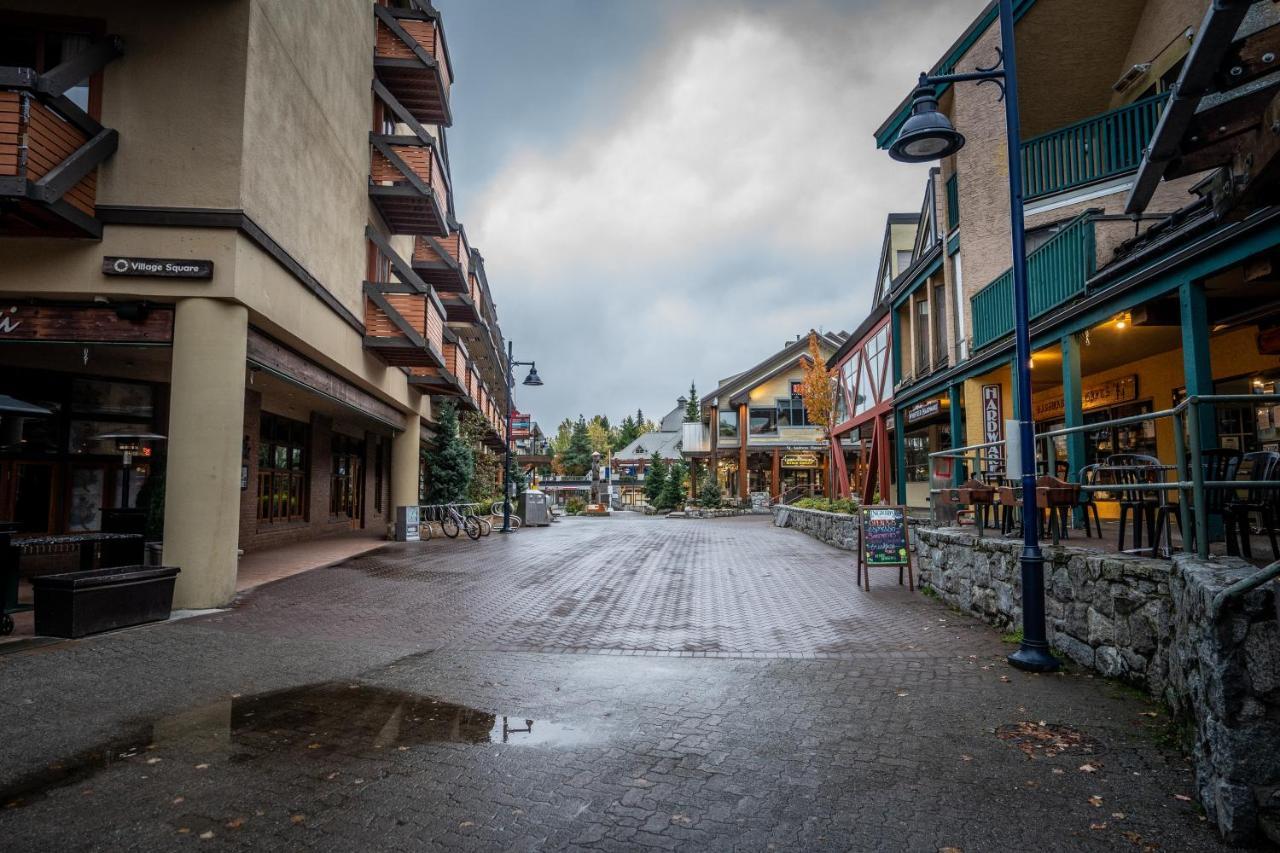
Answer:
[240, 0, 372, 321]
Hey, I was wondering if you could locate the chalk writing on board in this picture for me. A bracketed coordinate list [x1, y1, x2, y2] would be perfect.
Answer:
[862, 507, 908, 566]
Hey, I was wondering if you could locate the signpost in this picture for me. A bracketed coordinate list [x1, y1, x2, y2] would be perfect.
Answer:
[857, 505, 914, 592]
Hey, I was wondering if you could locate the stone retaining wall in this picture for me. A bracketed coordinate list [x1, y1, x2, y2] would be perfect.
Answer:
[772, 505, 859, 551]
[914, 527, 1280, 844]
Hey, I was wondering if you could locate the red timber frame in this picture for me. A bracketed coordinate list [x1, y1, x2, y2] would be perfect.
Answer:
[829, 315, 893, 504]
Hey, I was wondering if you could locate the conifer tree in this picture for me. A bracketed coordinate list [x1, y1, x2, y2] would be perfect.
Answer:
[425, 401, 473, 504]
[657, 460, 687, 510]
[684, 383, 700, 422]
[644, 451, 667, 504]
[561, 415, 594, 475]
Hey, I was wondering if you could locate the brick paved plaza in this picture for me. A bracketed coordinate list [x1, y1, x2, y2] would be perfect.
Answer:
[0, 516, 1227, 851]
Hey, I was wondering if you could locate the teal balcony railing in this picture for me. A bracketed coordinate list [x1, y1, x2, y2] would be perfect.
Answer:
[969, 211, 1097, 351]
[945, 173, 959, 231]
[1020, 92, 1169, 200]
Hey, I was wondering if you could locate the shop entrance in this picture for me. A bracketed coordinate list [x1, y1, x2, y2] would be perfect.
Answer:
[0, 461, 57, 534]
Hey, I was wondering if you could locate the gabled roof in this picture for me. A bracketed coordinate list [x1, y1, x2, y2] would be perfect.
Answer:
[700, 331, 846, 409]
[614, 426, 683, 462]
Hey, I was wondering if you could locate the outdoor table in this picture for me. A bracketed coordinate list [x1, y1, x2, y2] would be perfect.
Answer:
[995, 482, 1081, 545]
[1, 532, 145, 635]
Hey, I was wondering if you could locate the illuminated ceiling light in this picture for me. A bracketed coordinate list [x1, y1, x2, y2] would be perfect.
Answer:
[1114, 311, 1132, 330]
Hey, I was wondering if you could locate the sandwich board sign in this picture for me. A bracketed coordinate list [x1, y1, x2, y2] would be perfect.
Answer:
[857, 506, 914, 592]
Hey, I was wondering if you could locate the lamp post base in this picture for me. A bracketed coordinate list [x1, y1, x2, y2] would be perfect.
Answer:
[498, 527, 515, 534]
[1007, 644, 1060, 672]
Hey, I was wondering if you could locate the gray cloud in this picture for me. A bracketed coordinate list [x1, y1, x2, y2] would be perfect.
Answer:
[440, 0, 987, 429]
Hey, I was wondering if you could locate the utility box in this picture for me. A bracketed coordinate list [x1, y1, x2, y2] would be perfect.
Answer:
[395, 505, 421, 542]
[519, 490, 550, 527]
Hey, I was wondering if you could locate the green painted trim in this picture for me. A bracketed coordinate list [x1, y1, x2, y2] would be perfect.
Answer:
[948, 384, 964, 486]
[1179, 280, 1217, 450]
[947, 232, 960, 256]
[891, 306, 903, 385]
[894, 407, 907, 505]
[1061, 334, 1086, 482]
[891, 254, 943, 309]
[874, 0, 1038, 150]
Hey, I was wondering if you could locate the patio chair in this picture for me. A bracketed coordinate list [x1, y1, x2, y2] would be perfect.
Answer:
[1075, 463, 1105, 539]
[1153, 447, 1240, 556]
[1225, 451, 1280, 560]
[1106, 454, 1163, 554]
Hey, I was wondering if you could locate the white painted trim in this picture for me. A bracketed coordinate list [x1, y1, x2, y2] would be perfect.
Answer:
[1023, 175, 1134, 217]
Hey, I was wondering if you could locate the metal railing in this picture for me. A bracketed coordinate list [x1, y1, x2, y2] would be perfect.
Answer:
[1020, 91, 1169, 200]
[926, 394, 1280, 559]
[970, 210, 1098, 350]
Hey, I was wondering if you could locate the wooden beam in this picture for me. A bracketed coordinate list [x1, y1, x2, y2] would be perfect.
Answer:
[738, 403, 748, 502]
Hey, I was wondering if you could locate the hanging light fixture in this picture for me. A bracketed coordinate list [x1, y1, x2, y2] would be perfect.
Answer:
[888, 76, 967, 163]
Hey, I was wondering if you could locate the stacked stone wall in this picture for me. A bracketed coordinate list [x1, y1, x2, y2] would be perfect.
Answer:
[771, 505, 859, 551]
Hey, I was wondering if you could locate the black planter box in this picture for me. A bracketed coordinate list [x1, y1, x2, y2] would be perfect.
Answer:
[32, 565, 180, 639]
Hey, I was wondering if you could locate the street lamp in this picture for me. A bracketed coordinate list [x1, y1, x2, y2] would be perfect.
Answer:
[501, 340, 542, 534]
[886, 0, 1058, 673]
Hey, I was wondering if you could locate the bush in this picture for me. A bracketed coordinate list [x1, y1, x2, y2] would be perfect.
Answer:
[699, 479, 723, 509]
[791, 497, 859, 514]
[565, 497, 586, 515]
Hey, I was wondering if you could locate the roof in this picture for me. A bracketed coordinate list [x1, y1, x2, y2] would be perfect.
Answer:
[658, 401, 686, 432]
[614, 427, 683, 462]
[700, 331, 846, 409]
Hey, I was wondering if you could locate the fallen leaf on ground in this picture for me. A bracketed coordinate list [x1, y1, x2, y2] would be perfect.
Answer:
[459, 821, 475, 828]
[1174, 794, 1192, 801]
[194, 763, 209, 770]
[306, 743, 321, 750]
[1000, 676, 1011, 683]
[1139, 711, 1158, 717]
[1088, 795, 1104, 807]
[1079, 763, 1098, 773]
[146, 757, 162, 765]
[290, 814, 305, 825]
[226, 818, 245, 829]
[199, 831, 214, 840]
[939, 847, 964, 853]
[172, 796, 184, 804]
[960, 754, 973, 762]
[1090, 822, 1107, 830]
[1112, 812, 1126, 819]
[177, 827, 190, 835]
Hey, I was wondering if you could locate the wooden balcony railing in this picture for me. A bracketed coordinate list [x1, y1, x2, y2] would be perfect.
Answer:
[0, 37, 123, 237]
[969, 211, 1098, 351]
[362, 227, 446, 368]
[374, 3, 452, 127]
[1021, 92, 1168, 200]
[369, 134, 449, 235]
[413, 228, 470, 293]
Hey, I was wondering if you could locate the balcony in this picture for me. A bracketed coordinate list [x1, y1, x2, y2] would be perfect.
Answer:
[369, 133, 449, 236]
[969, 211, 1097, 351]
[374, 3, 452, 127]
[362, 228, 446, 367]
[409, 338, 469, 395]
[0, 38, 123, 238]
[1021, 92, 1169, 201]
[413, 228, 470, 293]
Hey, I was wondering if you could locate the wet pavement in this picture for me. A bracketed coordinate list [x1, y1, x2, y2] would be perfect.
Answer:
[0, 515, 1232, 851]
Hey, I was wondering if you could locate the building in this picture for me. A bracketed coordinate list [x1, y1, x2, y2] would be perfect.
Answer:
[611, 399, 686, 507]
[826, 213, 918, 503]
[683, 332, 848, 504]
[0, 0, 512, 609]
[869, 0, 1280, 512]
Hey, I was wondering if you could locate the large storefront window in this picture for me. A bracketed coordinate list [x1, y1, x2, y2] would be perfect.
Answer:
[258, 413, 308, 524]
[718, 410, 738, 440]
[776, 392, 809, 427]
[1040, 400, 1156, 470]
[749, 407, 777, 435]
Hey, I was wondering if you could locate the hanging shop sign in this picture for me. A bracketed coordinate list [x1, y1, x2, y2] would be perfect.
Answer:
[982, 384, 1003, 463]
[0, 303, 173, 344]
[905, 397, 946, 425]
[511, 411, 531, 439]
[102, 256, 214, 279]
[780, 451, 820, 468]
[1032, 374, 1138, 422]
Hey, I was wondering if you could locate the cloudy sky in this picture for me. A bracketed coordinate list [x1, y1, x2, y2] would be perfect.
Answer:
[435, 0, 987, 430]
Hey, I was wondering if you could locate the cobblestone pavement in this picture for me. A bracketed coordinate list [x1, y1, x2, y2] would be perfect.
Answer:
[0, 515, 1231, 851]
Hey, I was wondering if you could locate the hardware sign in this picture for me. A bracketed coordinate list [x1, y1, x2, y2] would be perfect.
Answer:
[103, 256, 214, 279]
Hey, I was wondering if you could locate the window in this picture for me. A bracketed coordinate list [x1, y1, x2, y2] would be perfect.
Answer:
[931, 281, 948, 368]
[896, 250, 913, 273]
[914, 294, 930, 375]
[776, 396, 809, 428]
[258, 413, 308, 524]
[749, 407, 777, 435]
[718, 410, 738, 439]
[0, 17, 103, 116]
[366, 238, 392, 283]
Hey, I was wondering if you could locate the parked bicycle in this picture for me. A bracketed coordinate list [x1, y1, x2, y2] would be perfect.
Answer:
[420, 503, 483, 540]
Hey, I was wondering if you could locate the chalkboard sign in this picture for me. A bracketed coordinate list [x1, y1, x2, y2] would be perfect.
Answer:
[857, 506, 914, 592]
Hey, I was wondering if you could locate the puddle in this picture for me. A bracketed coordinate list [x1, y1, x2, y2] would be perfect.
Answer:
[0, 683, 596, 809]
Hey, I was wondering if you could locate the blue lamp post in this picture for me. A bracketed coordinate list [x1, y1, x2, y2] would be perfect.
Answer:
[500, 340, 543, 534]
[887, 0, 1058, 672]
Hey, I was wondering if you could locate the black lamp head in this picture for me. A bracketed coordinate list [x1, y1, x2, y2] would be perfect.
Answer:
[888, 77, 966, 163]
[522, 365, 543, 386]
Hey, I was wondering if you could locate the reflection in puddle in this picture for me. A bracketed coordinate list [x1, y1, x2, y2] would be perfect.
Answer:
[0, 683, 594, 809]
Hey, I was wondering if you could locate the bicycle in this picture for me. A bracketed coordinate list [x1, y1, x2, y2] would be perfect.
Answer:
[440, 503, 482, 540]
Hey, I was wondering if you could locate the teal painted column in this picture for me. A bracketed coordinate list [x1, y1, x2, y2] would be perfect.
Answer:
[1061, 334, 1086, 481]
[894, 407, 907, 505]
[948, 384, 964, 485]
[1179, 279, 1217, 450]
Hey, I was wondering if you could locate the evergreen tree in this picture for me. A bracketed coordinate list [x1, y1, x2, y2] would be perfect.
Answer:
[657, 460, 687, 510]
[425, 400, 473, 504]
[684, 383, 700, 422]
[644, 451, 667, 504]
[613, 415, 639, 451]
[699, 477, 723, 509]
[561, 415, 594, 475]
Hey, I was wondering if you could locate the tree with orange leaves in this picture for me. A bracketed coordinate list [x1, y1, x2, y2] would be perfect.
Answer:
[798, 331, 836, 436]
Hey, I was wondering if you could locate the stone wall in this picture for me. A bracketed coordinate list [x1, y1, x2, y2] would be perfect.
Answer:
[772, 505, 859, 551]
[913, 527, 1280, 844]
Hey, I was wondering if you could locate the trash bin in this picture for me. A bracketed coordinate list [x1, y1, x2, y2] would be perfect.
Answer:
[395, 506, 421, 542]
[519, 490, 550, 527]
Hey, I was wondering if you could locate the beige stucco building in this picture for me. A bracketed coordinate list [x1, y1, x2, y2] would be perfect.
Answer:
[0, 1, 511, 608]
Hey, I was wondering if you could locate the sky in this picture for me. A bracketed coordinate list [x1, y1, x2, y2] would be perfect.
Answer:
[434, 0, 988, 432]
